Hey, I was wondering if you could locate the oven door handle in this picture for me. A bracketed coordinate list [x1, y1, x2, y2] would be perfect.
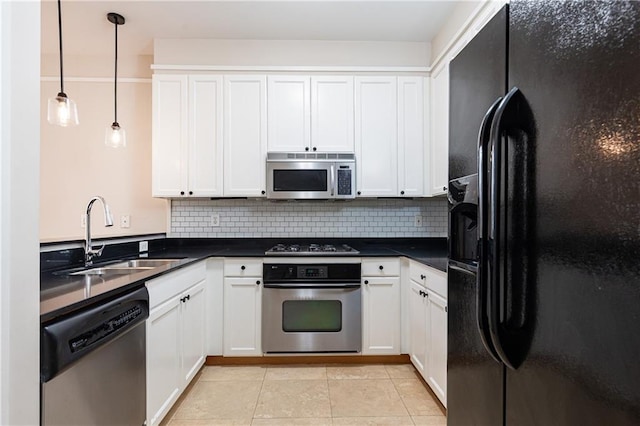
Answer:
[263, 284, 361, 289]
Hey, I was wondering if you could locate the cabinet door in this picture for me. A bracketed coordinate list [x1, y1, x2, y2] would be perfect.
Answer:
[397, 76, 425, 197]
[152, 75, 188, 197]
[223, 277, 262, 356]
[429, 62, 449, 196]
[180, 279, 206, 386]
[189, 75, 223, 196]
[146, 295, 181, 426]
[362, 276, 400, 355]
[311, 76, 354, 152]
[427, 290, 448, 407]
[223, 76, 267, 197]
[267, 75, 311, 152]
[355, 77, 398, 197]
[409, 279, 428, 378]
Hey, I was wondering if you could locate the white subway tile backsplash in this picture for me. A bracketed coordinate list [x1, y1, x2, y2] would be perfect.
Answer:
[170, 198, 448, 238]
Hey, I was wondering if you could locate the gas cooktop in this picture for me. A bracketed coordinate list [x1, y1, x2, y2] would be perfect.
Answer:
[264, 243, 360, 256]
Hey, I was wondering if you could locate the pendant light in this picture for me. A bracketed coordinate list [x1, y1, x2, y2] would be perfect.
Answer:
[47, 0, 79, 127]
[105, 12, 126, 148]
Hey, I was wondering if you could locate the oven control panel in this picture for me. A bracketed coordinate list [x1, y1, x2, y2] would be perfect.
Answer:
[264, 263, 360, 282]
[297, 266, 328, 279]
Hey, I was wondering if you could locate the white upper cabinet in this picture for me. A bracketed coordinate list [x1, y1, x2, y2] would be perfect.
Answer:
[355, 76, 398, 197]
[152, 75, 188, 197]
[311, 76, 355, 152]
[429, 58, 450, 196]
[267, 75, 354, 153]
[152, 72, 433, 199]
[397, 76, 426, 197]
[152, 74, 223, 198]
[267, 75, 311, 152]
[223, 75, 267, 197]
[188, 76, 224, 196]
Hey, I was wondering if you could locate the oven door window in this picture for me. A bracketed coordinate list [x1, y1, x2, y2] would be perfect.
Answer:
[282, 300, 342, 332]
[273, 169, 327, 192]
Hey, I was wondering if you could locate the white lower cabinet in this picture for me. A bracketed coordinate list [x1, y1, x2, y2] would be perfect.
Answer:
[223, 259, 263, 356]
[180, 280, 206, 383]
[146, 262, 207, 426]
[361, 258, 401, 355]
[146, 295, 181, 426]
[426, 290, 448, 405]
[409, 279, 428, 376]
[408, 261, 448, 407]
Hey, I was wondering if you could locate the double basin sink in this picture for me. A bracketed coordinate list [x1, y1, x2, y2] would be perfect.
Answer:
[64, 258, 183, 279]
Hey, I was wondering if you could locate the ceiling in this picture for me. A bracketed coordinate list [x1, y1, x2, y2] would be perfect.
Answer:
[41, 1, 458, 57]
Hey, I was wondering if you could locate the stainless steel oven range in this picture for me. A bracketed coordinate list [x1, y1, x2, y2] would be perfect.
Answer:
[262, 261, 361, 353]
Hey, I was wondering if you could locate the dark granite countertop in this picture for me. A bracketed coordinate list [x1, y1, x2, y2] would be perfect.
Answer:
[150, 238, 448, 271]
[41, 237, 447, 323]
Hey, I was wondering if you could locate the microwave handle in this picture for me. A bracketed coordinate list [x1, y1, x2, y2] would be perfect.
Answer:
[330, 165, 335, 196]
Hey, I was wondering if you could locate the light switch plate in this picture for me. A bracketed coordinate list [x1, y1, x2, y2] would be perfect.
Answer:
[120, 215, 130, 228]
[414, 215, 423, 227]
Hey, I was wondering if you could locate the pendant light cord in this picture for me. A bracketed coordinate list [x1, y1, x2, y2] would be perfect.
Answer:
[57, 0, 64, 94]
[114, 19, 118, 123]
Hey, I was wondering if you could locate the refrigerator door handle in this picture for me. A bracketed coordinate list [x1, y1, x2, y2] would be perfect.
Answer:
[488, 87, 519, 370]
[477, 97, 503, 365]
[488, 86, 537, 370]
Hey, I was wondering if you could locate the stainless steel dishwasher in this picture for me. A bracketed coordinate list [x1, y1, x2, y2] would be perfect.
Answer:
[40, 286, 149, 426]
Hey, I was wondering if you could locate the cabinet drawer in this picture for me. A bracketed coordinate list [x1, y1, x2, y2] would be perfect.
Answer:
[361, 258, 400, 277]
[410, 261, 447, 298]
[146, 261, 206, 309]
[223, 258, 263, 277]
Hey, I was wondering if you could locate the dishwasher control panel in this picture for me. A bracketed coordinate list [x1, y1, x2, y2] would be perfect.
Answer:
[41, 287, 149, 383]
[69, 305, 144, 352]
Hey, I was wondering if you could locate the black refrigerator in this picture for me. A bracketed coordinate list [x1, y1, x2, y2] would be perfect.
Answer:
[447, 1, 640, 425]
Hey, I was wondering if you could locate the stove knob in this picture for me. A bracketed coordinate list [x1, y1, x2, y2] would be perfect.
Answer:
[364, 280, 369, 285]
[256, 280, 261, 285]
[379, 265, 384, 270]
[241, 265, 246, 270]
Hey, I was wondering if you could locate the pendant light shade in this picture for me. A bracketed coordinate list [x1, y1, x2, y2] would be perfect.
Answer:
[48, 0, 79, 127]
[105, 12, 126, 148]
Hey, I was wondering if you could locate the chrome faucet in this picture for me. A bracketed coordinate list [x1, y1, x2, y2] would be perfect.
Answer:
[84, 196, 114, 267]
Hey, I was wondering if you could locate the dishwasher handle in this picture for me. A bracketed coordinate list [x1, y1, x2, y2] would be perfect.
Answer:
[41, 286, 149, 383]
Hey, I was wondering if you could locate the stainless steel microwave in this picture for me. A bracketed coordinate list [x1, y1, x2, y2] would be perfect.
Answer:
[266, 152, 356, 200]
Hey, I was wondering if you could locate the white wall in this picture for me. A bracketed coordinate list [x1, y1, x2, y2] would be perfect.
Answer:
[0, 1, 40, 424]
[430, 1, 483, 65]
[154, 39, 431, 68]
[40, 53, 167, 242]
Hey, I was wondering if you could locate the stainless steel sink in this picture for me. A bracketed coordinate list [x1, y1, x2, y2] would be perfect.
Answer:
[57, 258, 185, 278]
[69, 267, 153, 276]
[108, 259, 183, 268]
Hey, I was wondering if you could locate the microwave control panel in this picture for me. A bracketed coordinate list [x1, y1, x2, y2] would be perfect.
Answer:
[337, 167, 353, 196]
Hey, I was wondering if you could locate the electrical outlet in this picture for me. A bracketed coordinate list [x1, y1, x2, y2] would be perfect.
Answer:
[120, 215, 130, 228]
[80, 215, 86, 228]
[414, 215, 423, 227]
[211, 213, 220, 227]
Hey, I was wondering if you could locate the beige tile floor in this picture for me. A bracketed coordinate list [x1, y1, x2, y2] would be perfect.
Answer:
[161, 364, 446, 426]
